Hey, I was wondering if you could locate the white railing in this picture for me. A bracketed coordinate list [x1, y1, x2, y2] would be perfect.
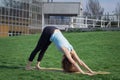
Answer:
[70, 16, 120, 28]
[44, 16, 120, 30]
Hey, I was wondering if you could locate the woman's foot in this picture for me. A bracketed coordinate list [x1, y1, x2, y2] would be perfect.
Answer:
[25, 61, 33, 70]
[25, 66, 33, 70]
[35, 65, 41, 70]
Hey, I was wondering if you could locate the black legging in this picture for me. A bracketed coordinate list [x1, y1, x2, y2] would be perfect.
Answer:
[28, 26, 58, 62]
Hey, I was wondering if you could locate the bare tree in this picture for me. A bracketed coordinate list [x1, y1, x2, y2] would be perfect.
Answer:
[115, 1, 120, 19]
[84, 0, 104, 19]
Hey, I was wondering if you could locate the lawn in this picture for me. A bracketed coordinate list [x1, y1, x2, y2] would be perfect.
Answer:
[0, 31, 120, 80]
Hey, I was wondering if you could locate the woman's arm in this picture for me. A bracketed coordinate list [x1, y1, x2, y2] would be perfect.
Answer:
[61, 47, 85, 74]
[71, 50, 94, 73]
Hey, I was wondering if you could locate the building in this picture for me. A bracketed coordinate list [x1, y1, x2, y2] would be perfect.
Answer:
[0, 0, 82, 37]
[43, 2, 82, 30]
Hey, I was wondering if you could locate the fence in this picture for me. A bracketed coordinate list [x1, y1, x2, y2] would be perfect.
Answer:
[43, 15, 120, 31]
[70, 16, 120, 28]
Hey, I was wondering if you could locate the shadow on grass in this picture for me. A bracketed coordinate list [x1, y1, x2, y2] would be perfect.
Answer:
[0, 65, 64, 73]
[0, 65, 24, 70]
[39, 67, 64, 73]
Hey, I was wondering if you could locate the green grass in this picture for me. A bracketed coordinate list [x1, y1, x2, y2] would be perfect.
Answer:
[0, 31, 120, 80]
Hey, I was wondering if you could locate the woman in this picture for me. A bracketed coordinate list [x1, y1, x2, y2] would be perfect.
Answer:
[26, 26, 95, 75]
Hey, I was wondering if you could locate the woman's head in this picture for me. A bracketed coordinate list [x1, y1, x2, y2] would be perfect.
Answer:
[62, 55, 79, 73]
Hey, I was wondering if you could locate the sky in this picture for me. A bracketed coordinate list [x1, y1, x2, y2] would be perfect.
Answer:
[53, 0, 120, 14]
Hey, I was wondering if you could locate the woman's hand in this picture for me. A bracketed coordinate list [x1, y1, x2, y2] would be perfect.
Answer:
[84, 72, 96, 76]
[85, 71, 96, 76]
[88, 70, 96, 74]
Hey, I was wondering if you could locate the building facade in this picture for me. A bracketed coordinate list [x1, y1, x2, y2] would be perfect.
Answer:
[0, 0, 82, 37]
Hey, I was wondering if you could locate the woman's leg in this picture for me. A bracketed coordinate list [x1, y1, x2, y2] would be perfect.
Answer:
[26, 26, 56, 70]
[28, 46, 41, 61]
[26, 44, 41, 70]
[26, 32, 45, 70]
[35, 47, 48, 70]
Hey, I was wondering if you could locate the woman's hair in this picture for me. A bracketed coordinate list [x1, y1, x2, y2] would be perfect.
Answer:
[62, 55, 79, 73]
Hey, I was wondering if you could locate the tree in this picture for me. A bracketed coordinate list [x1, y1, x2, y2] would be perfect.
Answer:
[115, 1, 120, 19]
[104, 12, 110, 21]
[84, 0, 104, 19]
